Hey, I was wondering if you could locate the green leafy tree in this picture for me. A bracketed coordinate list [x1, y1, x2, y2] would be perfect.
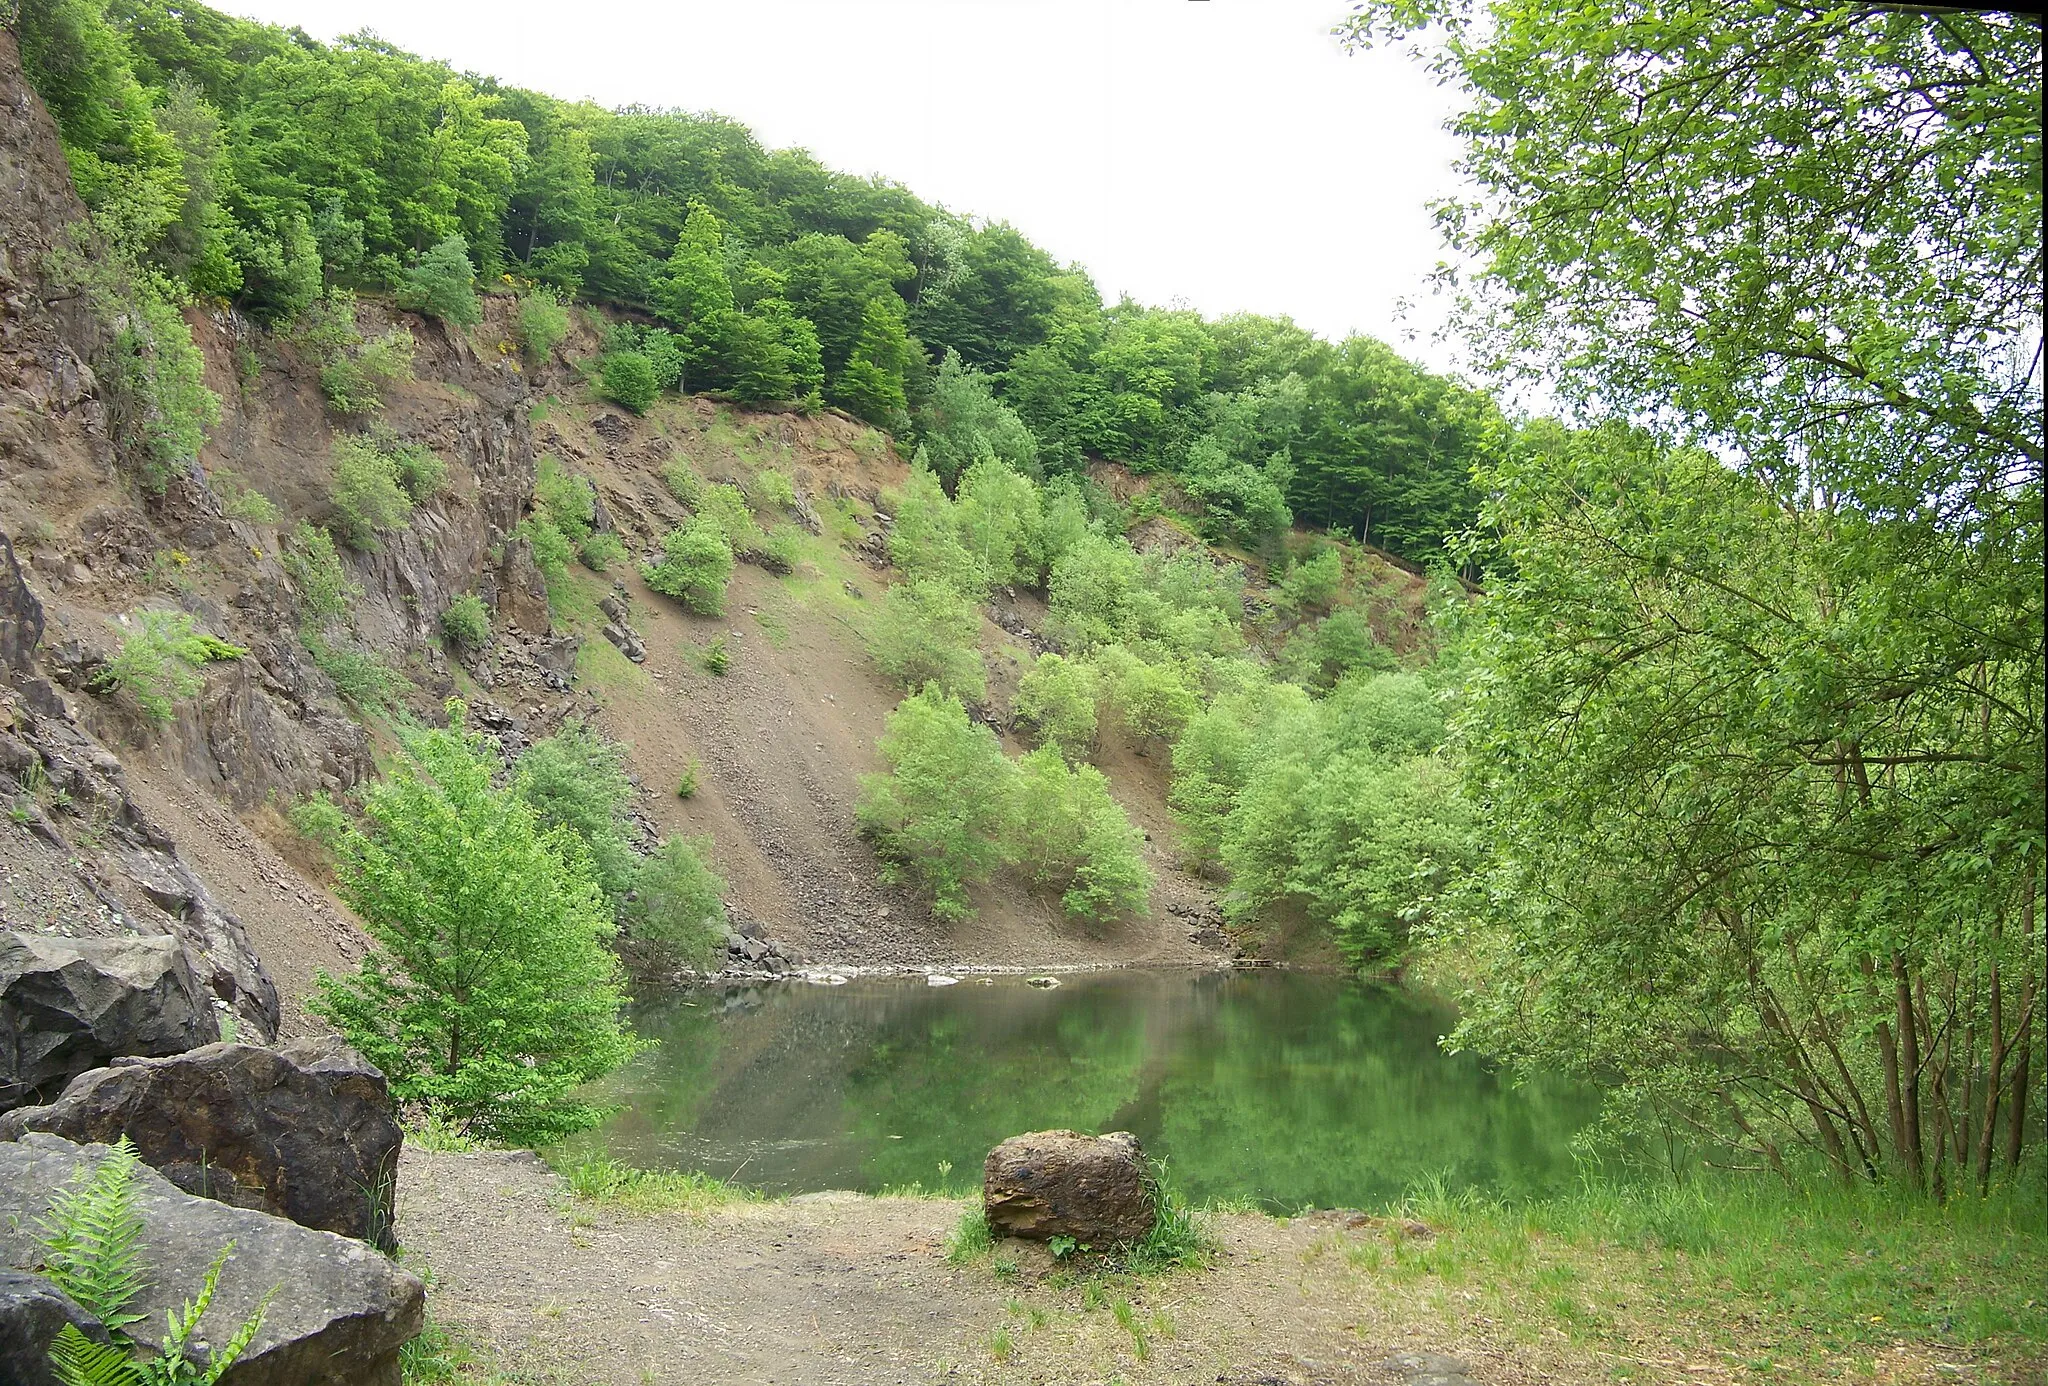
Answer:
[515, 286, 570, 362]
[917, 349, 1039, 484]
[886, 465, 988, 595]
[1014, 652, 1097, 761]
[1008, 748, 1151, 921]
[598, 349, 658, 414]
[328, 434, 413, 550]
[1354, 0, 2043, 1185]
[856, 685, 1015, 921]
[1277, 546, 1342, 613]
[867, 579, 986, 702]
[622, 837, 727, 981]
[833, 294, 913, 431]
[954, 459, 1044, 590]
[309, 703, 641, 1142]
[397, 234, 481, 328]
[642, 518, 734, 615]
[514, 720, 637, 902]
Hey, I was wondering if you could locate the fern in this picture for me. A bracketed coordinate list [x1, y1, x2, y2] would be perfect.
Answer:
[48, 1324, 145, 1386]
[38, 1139, 147, 1332]
[38, 1146, 275, 1386]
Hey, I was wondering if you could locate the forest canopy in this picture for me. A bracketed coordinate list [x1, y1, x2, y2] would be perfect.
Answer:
[18, 0, 1497, 563]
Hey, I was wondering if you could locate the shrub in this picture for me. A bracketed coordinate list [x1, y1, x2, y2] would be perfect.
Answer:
[755, 526, 800, 574]
[676, 761, 700, 797]
[440, 593, 490, 647]
[888, 465, 987, 595]
[283, 522, 358, 621]
[598, 351, 658, 414]
[1008, 748, 1151, 921]
[309, 703, 641, 1143]
[621, 836, 726, 980]
[117, 287, 221, 492]
[640, 328, 685, 391]
[578, 530, 626, 572]
[1092, 646, 1200, 745]
[1278, 545, 1343, 613]
[1046, 532, 1141, 650]
[515, 287, 570, 363]
[856, 685, 1015, 921]
[1015, 652, 1097, 760]
[867, 579, 986, 702]
[513, 721, 637, 903]
[955, 459, 1044, 589]
[217, 475, 280, 524]
[696, 483, 763, 553]
[92, 608, 243, 725]
[295, 291, 414, 416]
[534, 457, 597, 545]
[752, 469, 797, 512]
[301, 630, 408, 711]
[396, 234, 481, 328]
[642, 519, 733, 615]
[1279, 608, 1395, 691]
[383, 436, 446, 502]
[519, 515, 575, 592]
[701, 635, 731, 675]
[329, 435, 412, 550]
[662, 460, 703, 508]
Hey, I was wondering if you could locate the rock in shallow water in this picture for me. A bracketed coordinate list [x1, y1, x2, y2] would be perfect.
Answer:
[0, 1036, 403, 1247]
[0, 1134, 423, 1386]
[983, 1129, 1155, 1245]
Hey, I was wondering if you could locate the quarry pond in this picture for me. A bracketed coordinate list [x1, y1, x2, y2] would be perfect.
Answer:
[565, 969, 1606, 1210]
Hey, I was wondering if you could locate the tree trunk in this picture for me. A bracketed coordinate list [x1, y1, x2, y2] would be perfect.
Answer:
[1894, 954, 1925, 1188]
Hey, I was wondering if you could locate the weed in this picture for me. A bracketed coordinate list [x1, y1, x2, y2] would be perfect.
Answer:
[987, 1326, 1014, 1362]
[91, 609, 245, 725]
[676, 761, 699, 799]
[946, 1207, 993, 1264]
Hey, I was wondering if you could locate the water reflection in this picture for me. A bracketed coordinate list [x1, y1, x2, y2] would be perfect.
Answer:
[568, 969, 1602, 1209]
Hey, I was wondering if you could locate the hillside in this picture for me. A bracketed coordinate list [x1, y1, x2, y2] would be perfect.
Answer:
[0, 17, 1443, 1039]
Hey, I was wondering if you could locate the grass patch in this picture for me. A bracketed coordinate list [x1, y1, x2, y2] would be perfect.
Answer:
[947, 1206, 994, 1264]
[1361, 1171, 2048, 1375]
[549, 1155, 763, 1216]
[404, 1111, 487, 1153]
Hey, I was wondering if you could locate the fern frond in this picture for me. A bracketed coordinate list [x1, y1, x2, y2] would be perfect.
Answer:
[47, 1322, 146, 1386]
[37, 1139, 148, 1331]
[200, 1281, 275, 1384]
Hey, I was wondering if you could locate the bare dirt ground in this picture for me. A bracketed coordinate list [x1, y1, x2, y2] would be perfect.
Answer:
[397, 1147, 1587, 1386]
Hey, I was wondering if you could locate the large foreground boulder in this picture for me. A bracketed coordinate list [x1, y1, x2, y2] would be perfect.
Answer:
[983, 1129, 1155, 1244]
[0, 1268, 107, 1386]
[0, 1134, 423, 1386]
[0, 933, 217, 1112]
[0, 1037, 403, 1247]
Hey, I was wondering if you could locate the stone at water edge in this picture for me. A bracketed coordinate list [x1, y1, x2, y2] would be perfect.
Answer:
[0, 932, 218, 1114]
[0, 1036, 404, 1248]
[983, 1129, 1155, 1245]
[0, 1134, 423, 1386]
[0, 1269, 109, 1386]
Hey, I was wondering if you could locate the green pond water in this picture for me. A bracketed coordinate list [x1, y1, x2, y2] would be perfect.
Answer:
[569, 968, 1604, 1210]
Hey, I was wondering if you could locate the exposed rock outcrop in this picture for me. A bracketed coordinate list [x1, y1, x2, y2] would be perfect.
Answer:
[1, 1037, 403, 1247]
[983, 1129, 1155, 1244]
[0, 933, 217, 1113]
[0, 1134, 424, 1386]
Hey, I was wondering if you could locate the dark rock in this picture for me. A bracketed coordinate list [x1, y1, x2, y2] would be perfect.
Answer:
[597, 593, 630, 625]
[983, 1130, 1154, 1244]
[0, 1269, 108, 1386]
[0, 1134, 423, 1386]
[600, 622, 645, 663]
[0, 533, 45, 674]
[0, 1037, 403, 1248]
[0, 933, 217, 1113]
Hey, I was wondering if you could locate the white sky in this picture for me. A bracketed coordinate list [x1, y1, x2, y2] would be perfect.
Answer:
[222, 0, 1468, 371]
